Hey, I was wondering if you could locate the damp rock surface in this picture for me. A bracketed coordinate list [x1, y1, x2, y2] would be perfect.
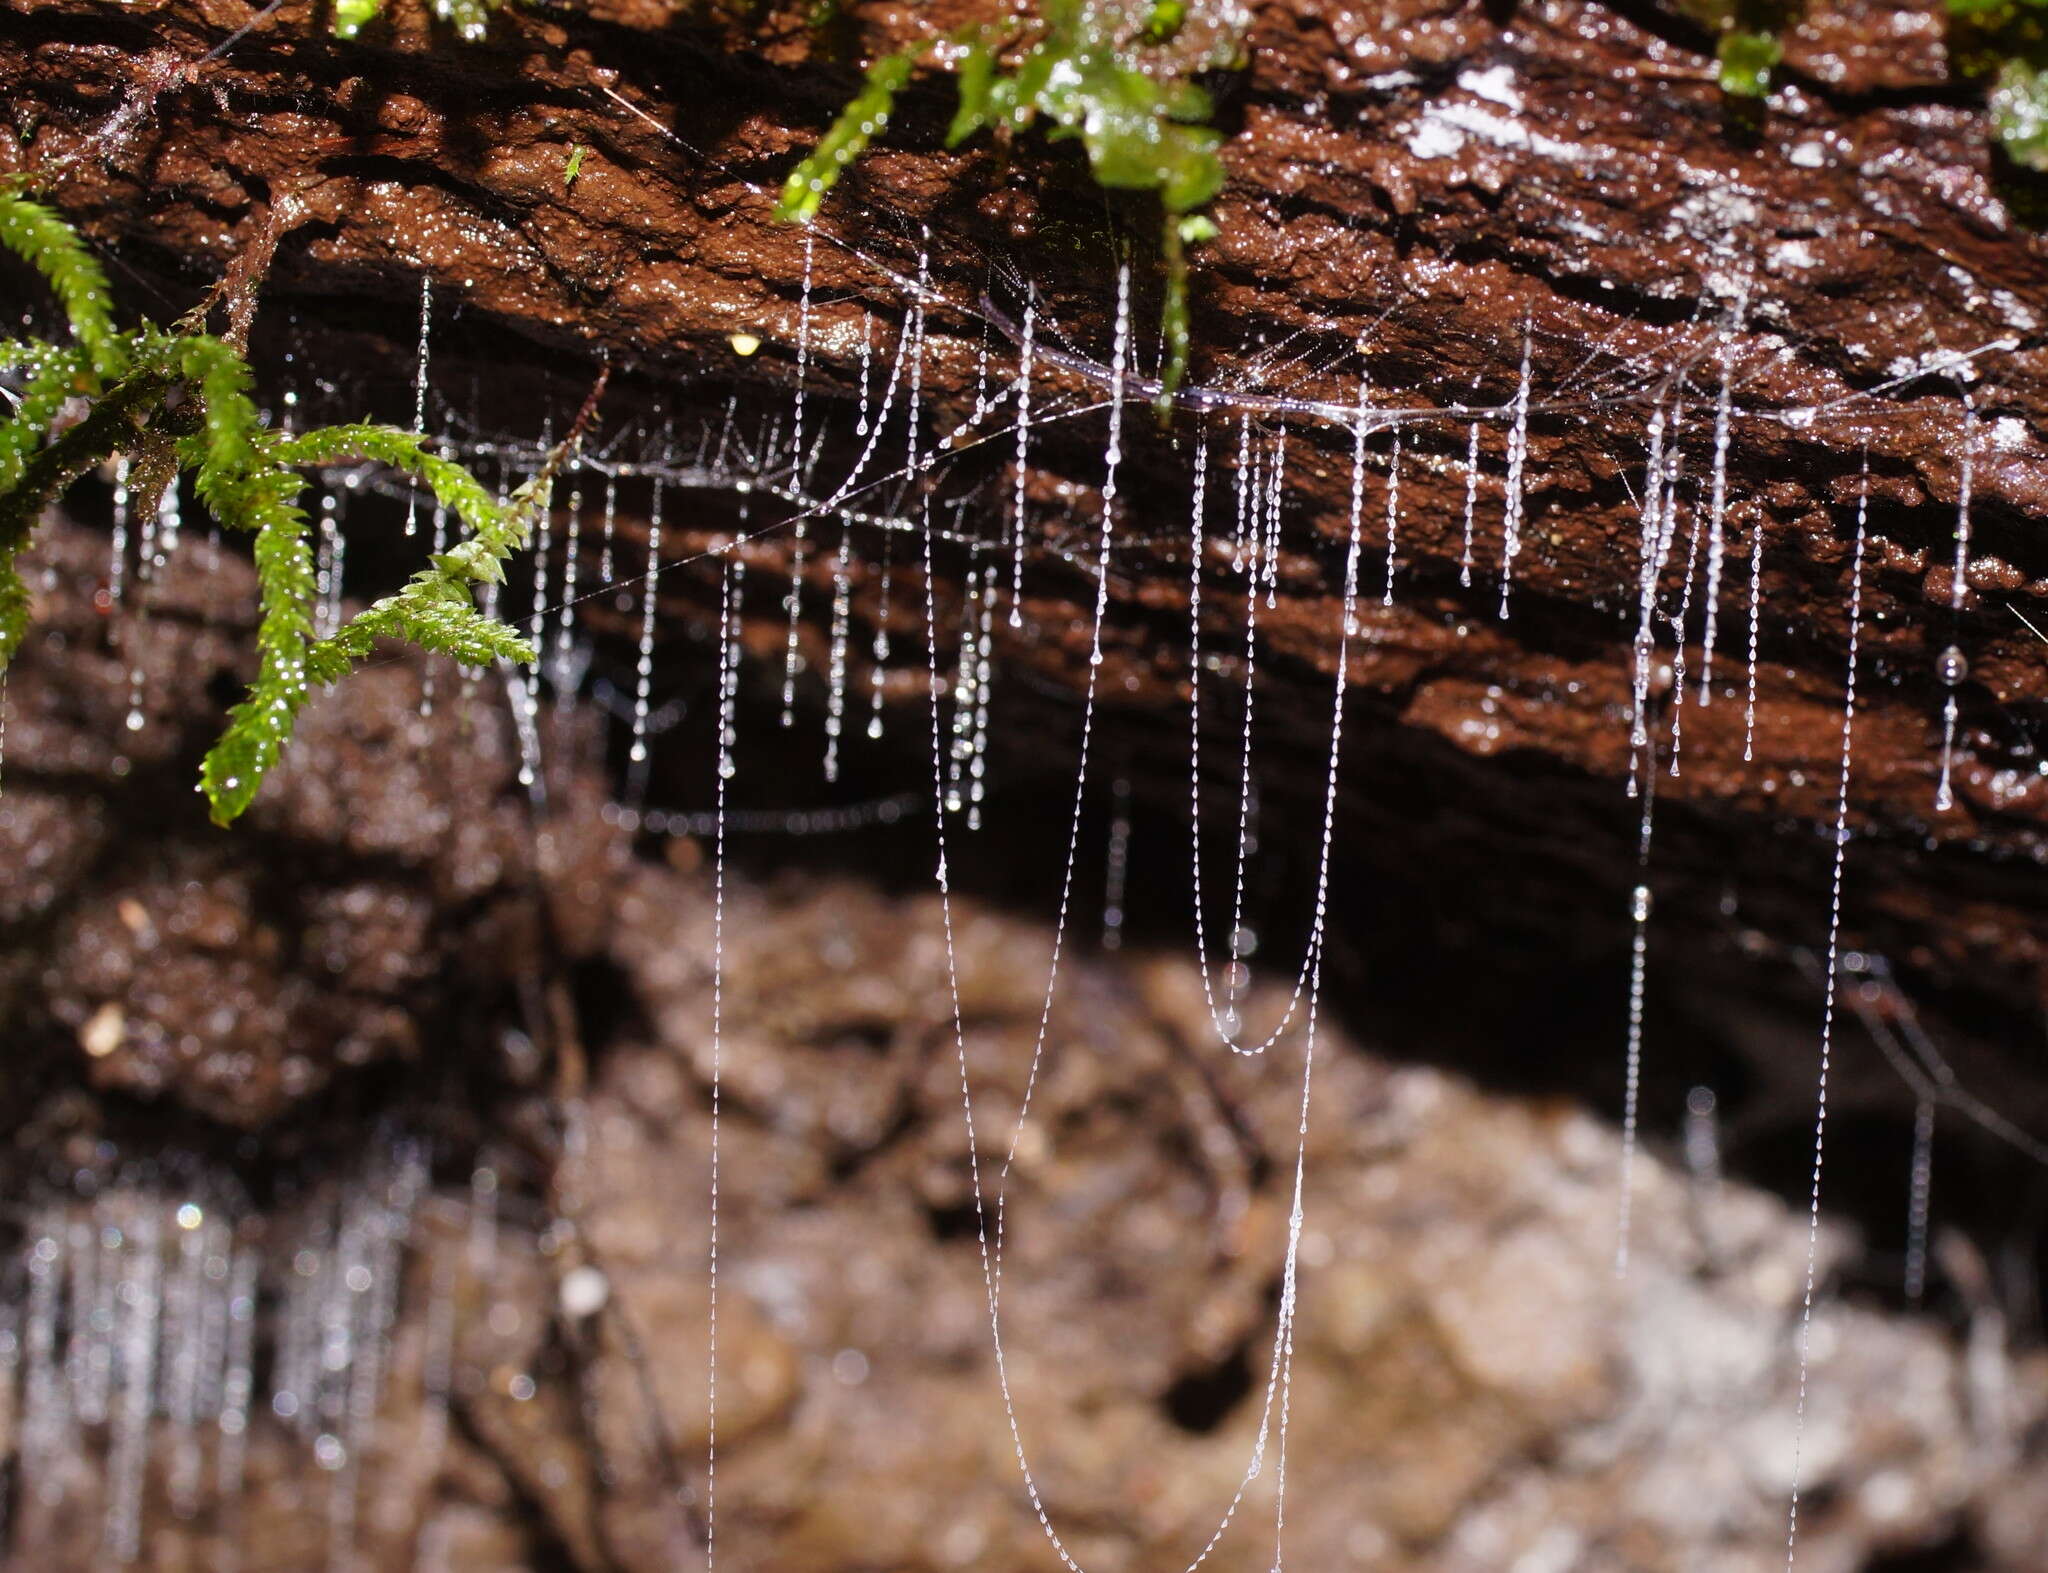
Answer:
[0, 518, 618, 1130]
[4, 852, 2040, 1571]
[572, 860, 2037, 1573]
[0, 508, 2038, 1570]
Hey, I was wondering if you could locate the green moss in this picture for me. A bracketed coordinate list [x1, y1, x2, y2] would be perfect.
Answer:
[1949, 0, 2048, 169]
[777, 0, 1241, 399]
[776, 45, 928, 224]
[333, 0, 384, 39]
[1675, 0, 1800, 99]
[1991, 56, 2048, 167]
[332, 0, 503, 41]
[0, 179, 545, 825]
[1142, 0, 1187, 45]
[1715, 27, 1783, 97]
[1950, 0, 2048, 34]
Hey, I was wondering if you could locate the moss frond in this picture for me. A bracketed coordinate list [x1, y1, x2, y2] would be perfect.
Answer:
[171, 333, 266, 487]
[333, 0, 385, 37]
[776, 46, 927, 224]
[199, 424, 574, 825]
[0, 344, 94, 670]
[0, 193, 545, 826]
[0, 345, 91, 496]
[198, 473, 321, 826]
[776, 2, 1238, 396]
[311, 578, 538, 679]
[272, 424, 500, 542]
[0, 556, 27, 675]
[0, 184, 126, 382]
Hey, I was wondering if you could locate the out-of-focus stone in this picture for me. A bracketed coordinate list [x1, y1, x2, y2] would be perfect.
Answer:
[0, 589, 2041, 1569]
[533, 863, 2040, 1573]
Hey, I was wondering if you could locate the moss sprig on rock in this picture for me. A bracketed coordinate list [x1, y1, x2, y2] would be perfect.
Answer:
[776, 0, 1241, 399]
[1950, 0, 2048, 169]
[334, 0, 503, 41]
[0, 179, 549, 825]
[1670, 0, 1800, 97]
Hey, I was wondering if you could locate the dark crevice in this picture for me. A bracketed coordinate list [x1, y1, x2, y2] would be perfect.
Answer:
[1863, 1522, 1983, 1573]
[449, 1395, 606, 1573]
[925, 1198, 985, 1243]
[1160, 1323, 1260, 1434]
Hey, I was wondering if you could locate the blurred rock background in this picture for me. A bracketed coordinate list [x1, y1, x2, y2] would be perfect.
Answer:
[2, 518, 2046, 1571]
